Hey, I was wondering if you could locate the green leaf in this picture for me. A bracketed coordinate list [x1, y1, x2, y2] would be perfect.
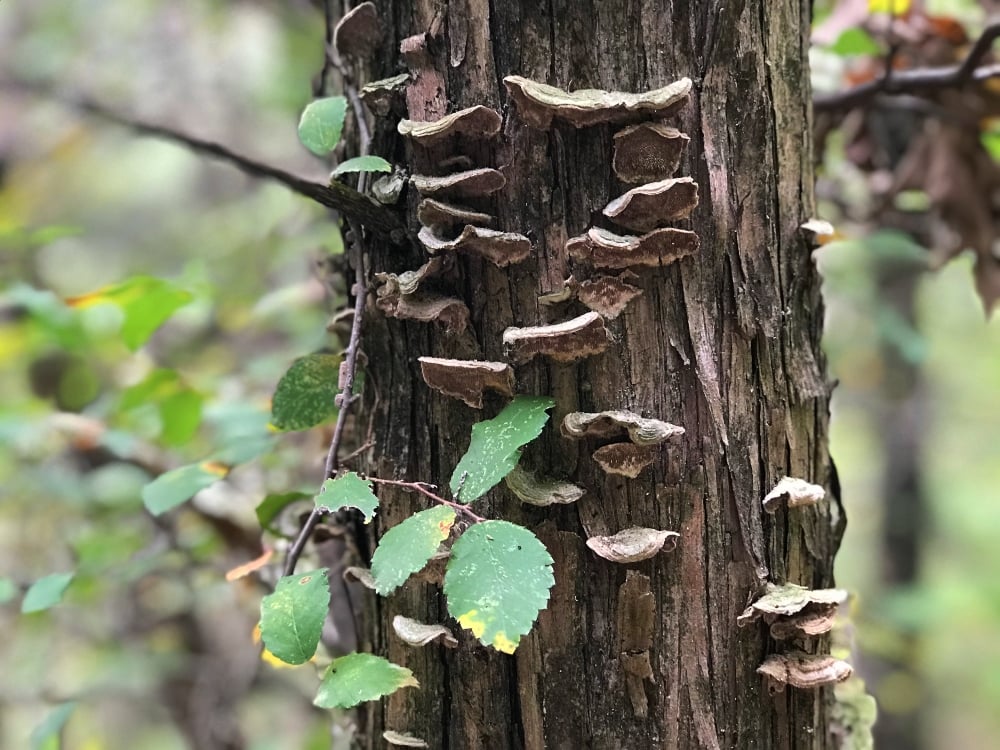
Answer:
[444, 520, 554, 653]
[314, 472, 378, 523]
[256, 491, 312, 533]
[66, 275, 193, 350]
[371, 506, 457, 595]
[141, 461, 229, 516]
[450, 396, 555, 502]
[314, 652, 418, 709]
[22, 572, 75, 613]
[298, 96, 348, 156]
[0, 577, 17, 603]
[270, 352, 341, 431]
[120, 368, 203, 446]
[259, 569, 331, 665]
[30, 702, 76, 750]
[331, 155, 392, 177]
[981, 128, 1000, 163]
[830, 27, 881, 57]
[868, 0, 910, 15]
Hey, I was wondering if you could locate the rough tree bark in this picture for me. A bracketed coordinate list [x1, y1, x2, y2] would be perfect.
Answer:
[352, 1, 844, 747]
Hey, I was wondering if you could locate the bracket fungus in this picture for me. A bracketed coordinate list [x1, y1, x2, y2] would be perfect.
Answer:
[418, 225, 531, 267]
[333, 2, 380, 59]
[372, 169, 407, 205]
[343, 566, 377, 590]
[566, 226, 700, 269]
[586, 527, 679, 563]
[603, 177, 699, 233]
[502, 311, 610, 363]
[738, 583, 848, 639]
[418, 357, 513, 408]
[592, 443, 659, 478]
[757, 652, 853, 694]
[613, 123, 690, 184]
[383, 731, 429, 748]
[417, 198, 493, 230]
[360, 73, 410, 116]
[762, 476, 826, 513]
[504, 464, 585, 506]
[561, 410, 685, 446]
[374, 257, 444, 297]
[375, 261, 469, 333]
[503, 75, 692, 129]
[411, 168, 506, 198]
[398, 105, 502, 145]
[392, 615, 458, 648]
[577, 273, 643, 319]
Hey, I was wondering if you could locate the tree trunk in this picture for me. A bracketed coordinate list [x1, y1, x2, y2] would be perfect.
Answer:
[354, 1, 843, 747]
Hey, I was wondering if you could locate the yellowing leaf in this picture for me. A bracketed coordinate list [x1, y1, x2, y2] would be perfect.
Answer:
[868, 0, 910, 15]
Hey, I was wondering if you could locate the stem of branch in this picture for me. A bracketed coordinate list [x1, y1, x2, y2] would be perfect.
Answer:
[368, 478, 487, 523]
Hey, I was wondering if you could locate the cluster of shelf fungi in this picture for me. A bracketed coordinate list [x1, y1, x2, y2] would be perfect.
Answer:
[353, 28, 851, 711]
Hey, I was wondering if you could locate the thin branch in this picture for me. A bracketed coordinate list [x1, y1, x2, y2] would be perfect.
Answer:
[368, 478, 487, 524]
[1, 78, 406, 241]
[815, 20, 1000, 112]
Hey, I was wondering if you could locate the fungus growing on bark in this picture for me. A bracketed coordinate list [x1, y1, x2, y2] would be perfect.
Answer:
[417, 357, 514, 408]
[372, 169, 407, 205]
[333, 2, 380, 59]
[398, 105, 502, 145]
[383, 731, 429, 748]
[411, 168, 506, 198]
[360, 73, 410, 116]
[417, 198, 494, 230]
[561, 410, 685, 446]
[762, 476, 826, 513]
[392, 615, 458, 648]
[374, 257, 444, 297]
[504, 464, 585, 506]
[757, 653, 853, 694]
[375, 261, 469, 333]
[577, 273, 643, 318]
[592, 443, 659, 477]
[503, 75, 692, 129]
[613, 123, 689, 183]
[502, 311, 610, 363]
[800, 218, 835, 237]
[768, 607, 840, 640]
[586, 527, 679, 563]
[603, 177, 700, 233]
[343, 566, 376, 590]
[738, 582, 848, 639]
[418, 225, 531, 267]
[566, 226, 700, 269]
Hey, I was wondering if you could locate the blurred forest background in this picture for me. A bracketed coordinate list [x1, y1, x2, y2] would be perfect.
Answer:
[1, 0, 998, 748]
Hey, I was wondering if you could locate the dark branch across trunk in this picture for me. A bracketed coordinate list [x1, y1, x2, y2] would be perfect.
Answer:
[354, 1, 843, 747]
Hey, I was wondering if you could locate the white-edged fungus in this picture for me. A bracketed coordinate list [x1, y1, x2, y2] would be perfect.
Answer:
[504, 464, 585, 506]
[757, 652, 853, 693]
[417, 199, 494, 229]
[561, 410, 685, 446]
[392, 615, 458, 648]
[566, 226, 699, 269]
[418, 225, 531, 267]
[502, 311, 610, 363]
[762, 477, 826, 513]
[586, 527, 679, 563]
[411, 168, 506, 198]
[418, 357, 513, 408]
[603, 177, 699, 232]
[398, 105, 502, 145]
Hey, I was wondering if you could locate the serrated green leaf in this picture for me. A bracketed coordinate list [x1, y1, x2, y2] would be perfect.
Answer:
[270, 352, 341, 431]
[830, 27, 881, 57]
[314, 652, 418, 708]
[332, 155, 392, 176]
[66, 275, 193, 350]
[298, 96, 348, 156]
[256, 491, 312, 532]
[30, 702, 76, 750]
[260, 569, 331, 665]
[22, 572, 75, 613]
[0, 577, 17, 603]
[444, 520, 554, 653]
[314, 472, 378, 523]
[141, 461, 229, 516]
[450, 396, 555, 502]
[371, 506, 456, 595]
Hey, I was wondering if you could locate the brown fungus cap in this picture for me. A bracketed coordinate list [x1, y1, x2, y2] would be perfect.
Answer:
[417, 357, 513, 409]
[757, 653, 853, 694]
[502, 311, 610, 363]
[418, 225, 531, 267]
[412, 168, 506, 198]
[334, 2, 380, 59]
[567, 226, 699, 269]
[603, 177, 699, 233]
[592, 443, 659, 478]
[398, 105, 502, 145]
[586, 527, 679, 563]
[613, 123, 690, 184]
[417, 199, 494, 230]
[561, 410, 685, 446]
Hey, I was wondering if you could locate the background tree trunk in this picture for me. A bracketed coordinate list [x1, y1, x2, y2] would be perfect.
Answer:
[355, 1, 844, 747]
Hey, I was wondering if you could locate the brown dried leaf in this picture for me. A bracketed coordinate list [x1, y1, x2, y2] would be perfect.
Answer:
[613, 123, 689, 183]
[418, 357, 514, 408]
[603, 177, 699, 233]
[418, 225, 531, 267]
[757, 652, 853, 693]
[561, 410, 685, 446]
[762, 476, 826, 513]
[333, 2, 380, 59]
[592, 443, 659, 478]
[503, 75, 692, 129]
[398, 105, 502, 145]
[502, 311, 610, 363]
[566, 226, 700, 269]
[392, 615, 458, 648]
[586, 527, 679, 563]
[504, 464, 585, 506]
[411, 168, 506, 198]
[577, 274, 643, 318]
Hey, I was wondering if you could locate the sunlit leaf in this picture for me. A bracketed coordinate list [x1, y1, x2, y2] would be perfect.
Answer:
[371, 505, 456, 595]
[868, 0, 910, 15]
[259, 569, 331, 665]
[444, 520, 554, 653]
[30, 702, 76, 750]
[141, 461, 229, 516]
[120, 369, 203, 446]
[830, 28, 881, 57]
[314, 652, 418, 708]
[298, 96, 348, 156]
[66, 275, 193, 350]
[450, 396, 555, 501]
[314, 471, 378, 523]
[256, 491, 312, 533]
[331, 155, 392, 176]
[21, 572, 74, 613]
[270, 352, 341, 431]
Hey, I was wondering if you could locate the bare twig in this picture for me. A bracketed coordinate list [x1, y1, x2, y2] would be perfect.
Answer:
[1, 78, 406, 241]
[368, 478, 487, 524]
[815, 20, 1000, 112]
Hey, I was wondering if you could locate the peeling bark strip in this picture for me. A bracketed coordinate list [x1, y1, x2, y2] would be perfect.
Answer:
[362, 0, 836, 747]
